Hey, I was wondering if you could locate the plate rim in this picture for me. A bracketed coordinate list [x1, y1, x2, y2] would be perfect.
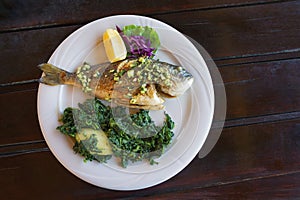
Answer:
[37, 14, 215, 190]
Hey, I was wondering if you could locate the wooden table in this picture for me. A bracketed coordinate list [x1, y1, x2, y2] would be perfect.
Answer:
[1, 0, 299, 199]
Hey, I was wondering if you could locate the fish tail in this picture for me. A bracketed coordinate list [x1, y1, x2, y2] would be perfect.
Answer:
[38, 63, 73, 86]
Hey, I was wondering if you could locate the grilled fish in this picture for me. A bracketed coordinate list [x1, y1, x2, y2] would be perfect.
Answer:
[38, 57, 193, 110]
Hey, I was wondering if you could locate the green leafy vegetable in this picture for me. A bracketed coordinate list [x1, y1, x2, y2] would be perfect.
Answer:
[57, 99, 112, 163]
[123, 25, 160, 49]
[108, 108, 174, 167]
[56, 98, 175, 168]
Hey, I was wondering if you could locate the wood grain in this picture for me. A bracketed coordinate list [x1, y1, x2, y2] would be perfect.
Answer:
[0, 26, 79, 83]
[1, 118, 299, 199]
[140, 172, 300, 199]
[1, 1, 299, 198]
[0, 89, 42, 145]
[221, 58, 300, 119]
[1, 1, 299, 84]
[154, 1, 300, 60]
[0, 0, 280, 32]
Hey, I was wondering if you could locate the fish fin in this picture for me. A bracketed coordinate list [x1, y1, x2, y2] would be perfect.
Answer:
[38, 63, 73, 86]
[113, 99, 165, 110]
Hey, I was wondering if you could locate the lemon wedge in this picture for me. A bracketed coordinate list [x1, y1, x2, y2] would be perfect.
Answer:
[103, 29, 127, 63]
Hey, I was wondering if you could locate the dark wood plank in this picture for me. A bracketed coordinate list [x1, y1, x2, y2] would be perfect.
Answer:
[0, 141, 47, 158]
[221, 58, 300, 119]
[1, 1, 298, 199]
[1, 118, 299, 199]
[0, 89, 43, 145]
[154, 1, 300, 60]
[0, 151, 88, 200]
[0, 0, 279, 32]
[215, 49, 300, 67]
[140, 172, 300, 199]
[0, 25, 79, 83]
[0, 81, 38, 94]
[225, 111, 300, 128]
[0, 1, 299, 84]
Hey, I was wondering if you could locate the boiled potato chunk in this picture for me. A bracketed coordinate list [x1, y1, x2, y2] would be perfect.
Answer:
[75, 128, 112, 155]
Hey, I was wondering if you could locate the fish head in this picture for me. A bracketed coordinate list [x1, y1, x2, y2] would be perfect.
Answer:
[156, 62, 194, 97]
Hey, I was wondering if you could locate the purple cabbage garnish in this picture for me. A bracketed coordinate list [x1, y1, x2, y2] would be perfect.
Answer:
[116, 25, 158, 58]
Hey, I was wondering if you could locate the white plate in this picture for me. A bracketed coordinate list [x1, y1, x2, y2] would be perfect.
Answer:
[37, 15, 214, 190]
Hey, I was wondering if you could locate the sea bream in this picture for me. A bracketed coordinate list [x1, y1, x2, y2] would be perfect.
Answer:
[38, 57, 193, 110]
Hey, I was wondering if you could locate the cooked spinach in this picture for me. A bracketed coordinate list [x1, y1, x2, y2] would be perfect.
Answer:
[56, 98, 175, 167]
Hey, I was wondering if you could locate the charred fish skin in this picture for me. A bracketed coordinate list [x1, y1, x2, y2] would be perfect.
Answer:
[38, 57, 193, 110]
